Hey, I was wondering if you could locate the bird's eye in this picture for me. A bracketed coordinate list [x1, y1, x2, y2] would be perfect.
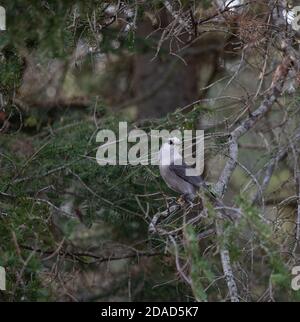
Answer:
[169, 140, 173, 145]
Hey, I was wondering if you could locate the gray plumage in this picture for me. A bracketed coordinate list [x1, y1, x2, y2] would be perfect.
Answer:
[159, 137, 206, 202]
[159, 137, 233, 220]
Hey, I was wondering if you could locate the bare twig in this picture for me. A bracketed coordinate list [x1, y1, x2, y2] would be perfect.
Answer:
[213, 41, 293, 303]
[215, 54, 292, 198]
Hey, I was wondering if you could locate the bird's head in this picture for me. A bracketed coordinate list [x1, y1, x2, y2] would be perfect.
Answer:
[167, 137, 181, 146]
[159, 137, 182, 165]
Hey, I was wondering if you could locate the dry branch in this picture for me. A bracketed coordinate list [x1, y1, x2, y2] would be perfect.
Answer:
[213, 42, 295, 302]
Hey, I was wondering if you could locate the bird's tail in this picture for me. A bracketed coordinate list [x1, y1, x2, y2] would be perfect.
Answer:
[201, 182, 217, 199]
[200, 183, 234, 221]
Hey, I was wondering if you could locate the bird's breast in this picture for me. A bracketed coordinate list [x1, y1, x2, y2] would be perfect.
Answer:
[159, 165, 196, 196]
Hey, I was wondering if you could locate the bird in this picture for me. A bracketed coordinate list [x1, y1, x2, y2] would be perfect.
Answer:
[159, 137, 208, 205]
[158, 137, 237, 221]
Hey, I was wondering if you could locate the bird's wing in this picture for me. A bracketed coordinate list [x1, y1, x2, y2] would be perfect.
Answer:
[169, 162, 205, 188]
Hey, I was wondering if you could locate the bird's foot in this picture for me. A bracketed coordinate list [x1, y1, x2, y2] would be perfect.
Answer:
[176, 196, 194, 209]
[176, 196, 186, 207]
